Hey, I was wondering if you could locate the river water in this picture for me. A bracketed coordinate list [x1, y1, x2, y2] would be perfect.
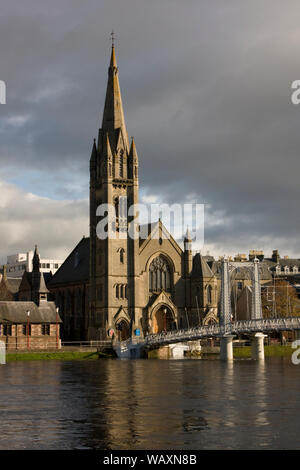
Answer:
[0, 357, 299, 450]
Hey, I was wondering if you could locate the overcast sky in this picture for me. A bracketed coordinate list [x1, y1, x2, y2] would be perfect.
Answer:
[1, 0, 300, 263]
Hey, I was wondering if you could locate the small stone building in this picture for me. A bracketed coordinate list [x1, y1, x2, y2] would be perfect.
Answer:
[0, 246, 62, 350]
[0, 301, 62, 350]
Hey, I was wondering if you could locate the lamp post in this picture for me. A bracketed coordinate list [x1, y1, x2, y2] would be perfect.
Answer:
[56, 307, 59, 350]
[26, 310, 30, 350]
[163, 308, 167, 332]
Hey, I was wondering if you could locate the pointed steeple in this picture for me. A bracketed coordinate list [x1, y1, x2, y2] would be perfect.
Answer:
[103, 132, 113, 160]
[37, 272, 49, 295]
[32, 245, 40, 272]
[101, 44, 129, 151]
[129, 136, 138, 162]
[90, 138, 97, 162]
[184, 226, 193, 275]
[184, 226, 192, 243]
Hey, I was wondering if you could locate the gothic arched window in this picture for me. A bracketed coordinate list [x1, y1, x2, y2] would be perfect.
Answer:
[114, 197, 119, 219]
[149, 255, 172, 292]
[206, 285, 212, 305]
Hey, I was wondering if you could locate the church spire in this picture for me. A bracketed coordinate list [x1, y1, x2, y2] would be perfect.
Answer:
[32, 245, 40, 272]
[101, 43, 129, 151]
[129, 136, 138, 160]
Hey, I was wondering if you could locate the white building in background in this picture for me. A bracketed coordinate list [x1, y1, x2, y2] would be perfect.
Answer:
[5, 251, 63, 278]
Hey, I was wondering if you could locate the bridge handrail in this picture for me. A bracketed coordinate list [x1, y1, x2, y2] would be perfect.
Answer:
[113, 316, 300, 349]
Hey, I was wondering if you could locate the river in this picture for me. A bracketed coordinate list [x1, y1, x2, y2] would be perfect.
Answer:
[0, 357, 299, 449]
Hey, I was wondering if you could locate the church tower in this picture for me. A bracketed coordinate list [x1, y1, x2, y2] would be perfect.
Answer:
[89, 43, 139, 340]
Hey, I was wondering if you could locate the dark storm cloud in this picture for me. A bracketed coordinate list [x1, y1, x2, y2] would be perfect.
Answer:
[1, 0, 300, 259]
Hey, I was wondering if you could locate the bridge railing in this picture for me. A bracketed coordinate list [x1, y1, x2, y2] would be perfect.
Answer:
[145, 323, 222, 346]
[114, 316, 300, 349]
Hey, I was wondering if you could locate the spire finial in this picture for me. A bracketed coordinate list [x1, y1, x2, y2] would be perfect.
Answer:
[111, 30, 115, 48]
[184, 225, 191, 242]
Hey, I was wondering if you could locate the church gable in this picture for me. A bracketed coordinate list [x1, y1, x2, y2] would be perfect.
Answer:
[115, 128, 128, 155]
[113, 306, 131, 323]
[148, 290, 177, 313]
[139, 220, 183, 262]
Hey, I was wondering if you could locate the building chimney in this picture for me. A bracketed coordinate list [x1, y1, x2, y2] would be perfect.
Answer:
[272, 250, 280, 263]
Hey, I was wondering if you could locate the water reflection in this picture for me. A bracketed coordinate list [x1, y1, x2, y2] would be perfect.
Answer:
[0, 358, 299, 449]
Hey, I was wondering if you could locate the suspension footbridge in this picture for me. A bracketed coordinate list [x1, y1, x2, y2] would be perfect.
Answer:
[114, 259, 300, 360]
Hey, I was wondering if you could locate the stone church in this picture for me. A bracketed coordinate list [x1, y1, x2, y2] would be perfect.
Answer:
[48, 44, 222, 341]
[49, 44, 274, 341]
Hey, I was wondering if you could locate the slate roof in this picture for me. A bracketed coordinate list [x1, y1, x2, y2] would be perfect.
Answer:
[264, 258, 300, 271]
[6, 278, 22, 294]
[192, 253, 214, 278]
[230, 263, 272, 281]
[0, 301, 62, 324]
[23, 271, 53, 287]
[192, 256, 272, 281]
[48, 237, 90, 287]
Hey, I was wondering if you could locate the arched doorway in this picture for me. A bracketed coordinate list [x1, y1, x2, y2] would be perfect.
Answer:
[116, 319, 130, 341]
[152, 306, 174, 334]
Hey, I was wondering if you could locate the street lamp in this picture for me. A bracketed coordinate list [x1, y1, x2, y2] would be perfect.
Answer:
[26, 310, 30, 350]
[56, 307, 59, 350]
[163, 308, 167, 332]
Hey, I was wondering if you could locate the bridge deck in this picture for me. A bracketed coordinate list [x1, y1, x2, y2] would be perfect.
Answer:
[115, 317, 300, 350]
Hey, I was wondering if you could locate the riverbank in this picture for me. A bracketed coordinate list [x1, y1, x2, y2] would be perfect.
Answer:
[5, 350, 116, 361]
[233, 344, 293, 358]
[184, 344, 294, 359]
[4, 344, 294, 361]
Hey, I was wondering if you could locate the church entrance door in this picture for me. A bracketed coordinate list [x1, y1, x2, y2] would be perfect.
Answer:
[152, 306, 174, 334]
[116, 319, 130, 341]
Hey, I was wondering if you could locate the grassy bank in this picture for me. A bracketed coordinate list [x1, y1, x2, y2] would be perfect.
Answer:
[6, 350, 115, 361]
[233, 345, 293, 358]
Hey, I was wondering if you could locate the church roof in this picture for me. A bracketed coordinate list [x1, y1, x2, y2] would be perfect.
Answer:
[6, 278, 22, 294]
[192, 253, 214, 278]
[0, 301, 62, 324]
[21, 271, 52, 289]
[48, 237, 90, 287]
[0, 277, 14, 301]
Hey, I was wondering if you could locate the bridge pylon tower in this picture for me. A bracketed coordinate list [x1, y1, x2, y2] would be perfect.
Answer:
[219, 257, 264, 360]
